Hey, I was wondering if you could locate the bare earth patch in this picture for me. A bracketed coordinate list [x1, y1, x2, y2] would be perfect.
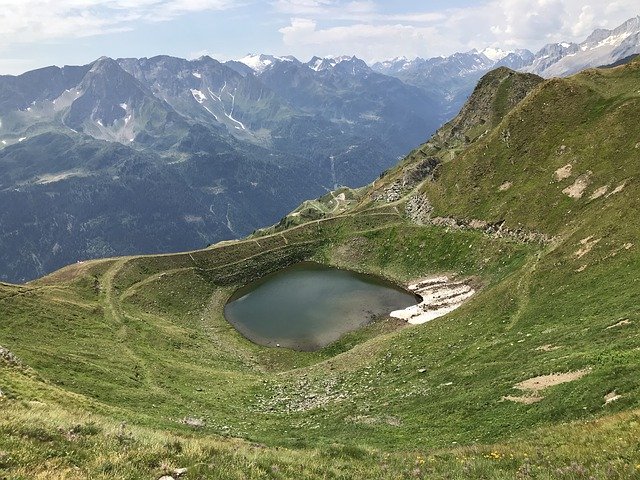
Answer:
[589, 185, 609, 200]
[606, 181, 627, 197]
[536, 344, 562, 352]
[605, 391, 622, 405]
[606, 319, 632, 329]
[498, 181, 513, 191]
[516, 369, 590, 392]
[503, 369, 590, 404]
[554, 164, 573, 181]
[563, 172, 592, 199]
[575, 236, 600, 259]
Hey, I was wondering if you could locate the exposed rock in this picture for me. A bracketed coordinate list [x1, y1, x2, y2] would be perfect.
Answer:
[372, 180, 403, 203]
[373, 157, 440, 204]
[575, 236, 600, 259]
[604, 391, 622, 404]
[0, 346, 21, 366]
[429, 217, 552, 244]
[432, 68, 543, 149]
[554, 164, 573, 181]
[498, 181, 513, 191]
[469, 219, 489, 229]
[562, 172, 592, 199]
[405, 195, 433, 225]
[606, 181, 627, 197]
[254, 376, 351, 413]
[606, 319, 632, 329]
[589, 185, 609, 200]
[180, 417, 205, 428]
[402, 157, 440, 187]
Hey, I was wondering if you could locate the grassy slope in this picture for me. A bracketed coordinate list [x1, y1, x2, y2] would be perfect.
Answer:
[1, 62, 640, 478]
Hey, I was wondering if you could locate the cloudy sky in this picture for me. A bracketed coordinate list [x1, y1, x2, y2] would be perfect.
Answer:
[0, 0, 638, 74]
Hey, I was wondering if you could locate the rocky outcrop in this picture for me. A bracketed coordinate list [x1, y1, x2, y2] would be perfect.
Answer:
[405, 194, 433, 225]
[429, 217, 553, 244]
[373, 157, 440, 203]
[0, 346, 21, 366]
[403, 194, 552, 244]
[427, 67, 543, 149]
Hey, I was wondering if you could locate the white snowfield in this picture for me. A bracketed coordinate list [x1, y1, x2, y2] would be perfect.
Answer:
[190, 84, 246, 130]
[530, 16, 640, 77]
[391, 277, 476, 325]
[238, 54, 294, 74]
[190, 89, 207, 104]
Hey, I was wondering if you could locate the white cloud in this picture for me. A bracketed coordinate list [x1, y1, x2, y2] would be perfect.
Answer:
[279, 18, 446, 61]
[275, 0, 640, 62]
[0, 0, 241, 46]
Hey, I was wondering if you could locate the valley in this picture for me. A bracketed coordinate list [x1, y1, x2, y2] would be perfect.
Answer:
[2, 16, 638, 285]
[1, 56, 639, 478]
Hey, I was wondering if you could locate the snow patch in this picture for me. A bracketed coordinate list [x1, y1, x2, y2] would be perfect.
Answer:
[207, 87, 221, 101]
[35, 170, 88, 185]
[203, 106, 219, 121]
[191, 89, 207, 104]
[238, 54, 294, 74]
[482, 47, 511, 61]
[391, 277, 476, 325]
[192, 72, 202, 79]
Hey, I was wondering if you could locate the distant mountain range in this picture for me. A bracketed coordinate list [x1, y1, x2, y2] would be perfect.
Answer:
[0, 53, 440, 282]
[371, 15, 640, 116]
[0, 16, 638, 282]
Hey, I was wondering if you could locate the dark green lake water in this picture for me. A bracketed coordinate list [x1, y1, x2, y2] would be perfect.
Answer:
[224, 262, 418, 351]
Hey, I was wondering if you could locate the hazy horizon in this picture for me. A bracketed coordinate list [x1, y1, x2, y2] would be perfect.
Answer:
[0, 0, 638, 75]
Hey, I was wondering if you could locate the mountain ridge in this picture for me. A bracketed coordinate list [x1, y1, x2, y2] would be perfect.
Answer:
[0, 52, 442, 282]
[1, 57, 639, 478]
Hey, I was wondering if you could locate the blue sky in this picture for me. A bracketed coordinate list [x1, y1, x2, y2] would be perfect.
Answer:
[0, 0, 638, 74]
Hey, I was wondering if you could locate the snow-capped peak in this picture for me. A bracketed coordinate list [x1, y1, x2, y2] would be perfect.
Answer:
[237, 54, 295, 74]
[481, 47, 511, 62]
[307, 55, 355, 72]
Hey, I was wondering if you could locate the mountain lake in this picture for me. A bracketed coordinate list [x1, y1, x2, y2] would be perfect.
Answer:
[224, 262, 419, 351]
